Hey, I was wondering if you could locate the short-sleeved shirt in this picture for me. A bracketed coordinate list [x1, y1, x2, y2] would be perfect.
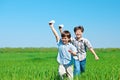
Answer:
[71, 37, 92, 61]
[57, 39, 77, 65]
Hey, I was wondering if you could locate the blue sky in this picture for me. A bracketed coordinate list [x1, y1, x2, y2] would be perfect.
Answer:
[0, 0, 120, 48]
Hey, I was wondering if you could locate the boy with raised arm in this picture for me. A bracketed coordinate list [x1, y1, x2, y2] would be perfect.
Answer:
[49, 20, 77, 80]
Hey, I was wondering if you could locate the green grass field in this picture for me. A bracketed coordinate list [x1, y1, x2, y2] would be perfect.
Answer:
[0, 48, 120, 80]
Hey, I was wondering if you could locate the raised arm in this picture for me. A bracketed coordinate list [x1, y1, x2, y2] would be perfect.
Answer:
[49, 22, 60, 42]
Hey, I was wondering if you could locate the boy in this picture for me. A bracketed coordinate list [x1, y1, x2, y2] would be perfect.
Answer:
[59, 25, 99, 76]
[49, 20, 77, 80]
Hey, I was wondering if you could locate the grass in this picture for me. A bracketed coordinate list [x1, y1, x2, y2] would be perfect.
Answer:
[0, 48, 120, 80]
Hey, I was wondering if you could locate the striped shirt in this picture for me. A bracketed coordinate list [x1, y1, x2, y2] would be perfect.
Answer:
[71, 37, 92, 61]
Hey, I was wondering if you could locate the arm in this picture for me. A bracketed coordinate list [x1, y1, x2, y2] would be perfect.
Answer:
[84, 39, 99, 60]
[58, 24, 64, 34]
[49, 23, 60, 42]
[68, 50, 77, 56]
[59, 27, 63, 34]
[68, 45, 77, 56]
[89, 48, 99, 60]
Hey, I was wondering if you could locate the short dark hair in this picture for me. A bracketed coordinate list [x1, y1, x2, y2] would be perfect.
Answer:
[74, 26, 84, 33]
[61, 30, 71, 42]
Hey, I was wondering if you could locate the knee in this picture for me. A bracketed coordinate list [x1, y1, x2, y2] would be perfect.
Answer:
[59, 71, 66, 76]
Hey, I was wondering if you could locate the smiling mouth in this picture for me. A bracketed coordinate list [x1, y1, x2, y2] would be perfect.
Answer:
[77, 34, 81, 36]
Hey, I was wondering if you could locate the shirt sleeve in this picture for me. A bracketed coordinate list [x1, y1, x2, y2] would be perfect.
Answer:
[57, 39, 62, 46]
[84, 39, 93, 49]
[70, 37, 75, 45]
[70, 44, 77, 52]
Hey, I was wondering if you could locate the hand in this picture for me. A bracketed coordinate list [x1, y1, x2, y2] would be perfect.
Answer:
[68, 50, 72, 53]
[59, 26, 62, 29]
[49, 23, 52, 25]
[68, 50, 77, 56]
[59, 24, 64, 29]
[49, 20, 55, 24]
[49, 22, 54, 28]
[49, 20, 55, 27]
[95, 55, 99, 60]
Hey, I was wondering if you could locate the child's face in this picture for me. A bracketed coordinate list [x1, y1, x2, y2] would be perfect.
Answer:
[75, 29, 83, 38]
[62, 36, 70, 44]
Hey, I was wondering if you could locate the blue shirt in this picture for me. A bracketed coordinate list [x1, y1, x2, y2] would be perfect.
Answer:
[57, 39, 77, 65]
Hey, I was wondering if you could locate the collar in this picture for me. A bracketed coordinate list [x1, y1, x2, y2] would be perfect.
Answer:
[62, 42, 70, 45]
[75, 37, 84, 42]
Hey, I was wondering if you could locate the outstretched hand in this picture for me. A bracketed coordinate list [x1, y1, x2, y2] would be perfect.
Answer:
[95, 55, 99, 60]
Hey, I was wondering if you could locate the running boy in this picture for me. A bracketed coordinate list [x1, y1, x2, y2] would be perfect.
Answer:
[49, 20, 77, 80]
[59, 25, 99, 76]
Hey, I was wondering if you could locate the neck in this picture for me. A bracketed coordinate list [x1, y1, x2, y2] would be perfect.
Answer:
[76, 37, 82, 41]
